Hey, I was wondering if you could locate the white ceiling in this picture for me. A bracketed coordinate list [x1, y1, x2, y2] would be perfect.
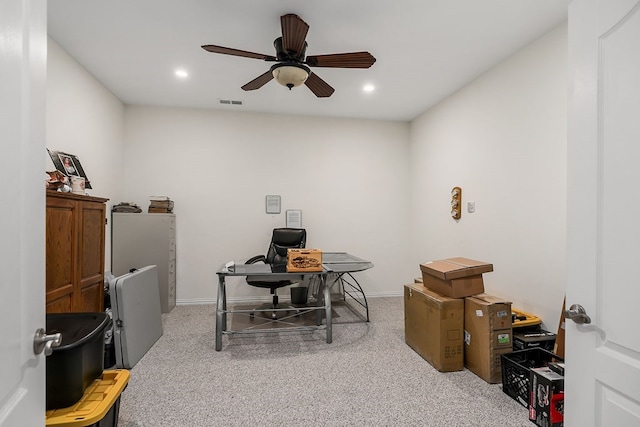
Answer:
[47, 1, 570, 122]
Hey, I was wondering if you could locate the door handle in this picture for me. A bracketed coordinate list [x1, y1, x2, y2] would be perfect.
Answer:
[565, 304, 591, 324]
[33, 328, 62, 356]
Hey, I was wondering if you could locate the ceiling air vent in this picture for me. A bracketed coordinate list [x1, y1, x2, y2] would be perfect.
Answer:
[219, 99, 243, 106]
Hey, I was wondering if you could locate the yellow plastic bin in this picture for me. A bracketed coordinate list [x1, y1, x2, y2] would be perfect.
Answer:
[511, 308, 541, 330]
[46, 370, 130, 427]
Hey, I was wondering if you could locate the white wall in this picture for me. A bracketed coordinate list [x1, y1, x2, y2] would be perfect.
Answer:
[46, 38, 126, 268]
[122, 106, 412, 302]
[45, 23, 568, 331]
[410, 23, 567, 331]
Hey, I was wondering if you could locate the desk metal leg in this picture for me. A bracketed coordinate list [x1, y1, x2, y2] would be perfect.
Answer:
[315, 299, 322, 326]
[221, 280, 227, 331]
[339, 272, 370, 322]
[215, 276, 226, 351]
[323, 275, 332, 344]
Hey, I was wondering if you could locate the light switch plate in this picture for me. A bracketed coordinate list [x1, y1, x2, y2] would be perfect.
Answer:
[467, 201, 475, 213]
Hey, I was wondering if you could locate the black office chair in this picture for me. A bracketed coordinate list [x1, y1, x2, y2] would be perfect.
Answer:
[246, 228, 307, 319]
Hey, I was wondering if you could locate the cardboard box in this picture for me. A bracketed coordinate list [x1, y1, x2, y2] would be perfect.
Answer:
[404, 283, 464, 372]
[513, 330, 557, 352]
[529, 367, 564, 427]
[548, 362, 565, 376]
[554, 297, 566, 358]
[464, 293, 512, 383]
[286, 249, 322, 272]
[420, 257, 492, 298]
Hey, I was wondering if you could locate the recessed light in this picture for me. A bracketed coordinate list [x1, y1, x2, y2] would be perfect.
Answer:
[363, 84, 375, 93]
[175, 69, 189, 78]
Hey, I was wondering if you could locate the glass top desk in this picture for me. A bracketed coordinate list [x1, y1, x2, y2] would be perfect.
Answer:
[215, 252, 373, 351]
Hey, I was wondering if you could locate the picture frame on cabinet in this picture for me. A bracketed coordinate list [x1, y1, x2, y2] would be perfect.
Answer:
[47, 149, 93, 189]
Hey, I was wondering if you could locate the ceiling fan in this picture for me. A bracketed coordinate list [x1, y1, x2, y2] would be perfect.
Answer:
[201, 13, 376, 98]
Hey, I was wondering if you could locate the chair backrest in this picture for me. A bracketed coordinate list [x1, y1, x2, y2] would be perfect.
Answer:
[265, 228, 306, 266]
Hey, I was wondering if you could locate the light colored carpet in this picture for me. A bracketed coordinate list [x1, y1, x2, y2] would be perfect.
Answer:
[117, 297, 531, 426]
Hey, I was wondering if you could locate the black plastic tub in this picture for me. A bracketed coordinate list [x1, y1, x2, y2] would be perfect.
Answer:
[46, 312, 109, 410]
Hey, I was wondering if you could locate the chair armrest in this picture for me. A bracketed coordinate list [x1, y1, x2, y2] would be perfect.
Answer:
[246, 255, 266, 264]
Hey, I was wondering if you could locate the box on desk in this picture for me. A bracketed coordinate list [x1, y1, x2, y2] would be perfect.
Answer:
[404, 283, 464, 372]
[287, 248, 322, 272]
[420, 257, 492, 298]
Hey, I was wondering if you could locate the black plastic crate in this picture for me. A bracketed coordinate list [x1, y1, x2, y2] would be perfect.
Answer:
[501, 347, 563, 408]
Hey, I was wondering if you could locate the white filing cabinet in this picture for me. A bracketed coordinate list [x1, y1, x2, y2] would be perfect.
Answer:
[111, 213, 176, 313]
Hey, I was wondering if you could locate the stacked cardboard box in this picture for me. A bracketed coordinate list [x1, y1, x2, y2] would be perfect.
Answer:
[404, 283, 464, 372]
[464, 294, 513, 383]
[405, 258, 496, 377]
[407, 258, 517, 384]
[420, 257, 493, 298]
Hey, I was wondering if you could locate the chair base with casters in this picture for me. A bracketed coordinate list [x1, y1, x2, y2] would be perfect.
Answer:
[248, 287, 300, 320]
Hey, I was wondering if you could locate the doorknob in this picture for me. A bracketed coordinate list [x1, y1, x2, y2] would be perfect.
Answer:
[565, 304, 591, 324]
[33, 328, 62, 356]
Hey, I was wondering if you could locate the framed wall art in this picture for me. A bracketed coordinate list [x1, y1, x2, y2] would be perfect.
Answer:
[286, 210, 302, 228]
[47, 149, 92, 189]
[265, 195, 281, 214]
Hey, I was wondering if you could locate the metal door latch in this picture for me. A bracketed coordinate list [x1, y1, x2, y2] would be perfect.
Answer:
[565, 304, 591, 324]
[33, 328, 62, 356]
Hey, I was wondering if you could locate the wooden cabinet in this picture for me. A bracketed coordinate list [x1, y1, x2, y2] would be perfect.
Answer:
[111, 213, 176, 313]
[46, 192, 108, 313]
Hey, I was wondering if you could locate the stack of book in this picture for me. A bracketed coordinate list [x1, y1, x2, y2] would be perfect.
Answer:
[148, 196, 174, 213]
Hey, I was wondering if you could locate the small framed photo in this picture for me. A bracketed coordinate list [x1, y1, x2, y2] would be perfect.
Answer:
[286, 210, 302, 228]
[47, 149, 93, 189]
[265, 195, 281, 214]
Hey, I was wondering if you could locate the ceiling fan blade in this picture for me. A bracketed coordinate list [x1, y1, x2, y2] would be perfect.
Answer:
[306, 52, 376, 68]
[280, 14, 309, 55]
[304, 73, 335, 98]
[202, 45, 276, 61]
[241, 70, 274, 91]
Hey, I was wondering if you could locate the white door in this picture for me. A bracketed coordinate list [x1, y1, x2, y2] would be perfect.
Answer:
[0, 0, 47, 426]
[566, 0, 640, 425]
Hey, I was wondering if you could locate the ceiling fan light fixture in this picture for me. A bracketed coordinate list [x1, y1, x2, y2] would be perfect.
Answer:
[271, 62, 310, 89]
[202, 13, 375, 97]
